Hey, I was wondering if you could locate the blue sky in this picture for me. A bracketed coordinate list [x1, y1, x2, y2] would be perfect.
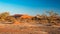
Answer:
[0, 0, 60, 15]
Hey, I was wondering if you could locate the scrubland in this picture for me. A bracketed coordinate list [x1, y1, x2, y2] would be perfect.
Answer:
[0, 11, 60, 34]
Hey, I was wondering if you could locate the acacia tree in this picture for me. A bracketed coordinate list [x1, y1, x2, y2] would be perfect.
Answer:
[46, 11, 59, 25]
[0, 12, 16, 24]
[0, 12, 10, 21]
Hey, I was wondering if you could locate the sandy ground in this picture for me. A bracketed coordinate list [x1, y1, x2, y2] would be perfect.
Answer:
[0, 23, 60, 34]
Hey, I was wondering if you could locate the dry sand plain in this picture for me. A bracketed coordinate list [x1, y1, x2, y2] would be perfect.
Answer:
[0, 23, 60, 34]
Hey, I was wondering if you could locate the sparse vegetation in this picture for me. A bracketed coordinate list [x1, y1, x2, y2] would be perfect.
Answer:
[0, 11, 59, 26]
[0, 11, 60, 34]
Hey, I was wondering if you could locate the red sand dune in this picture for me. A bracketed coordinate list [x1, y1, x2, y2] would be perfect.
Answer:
[20, 14, 33, 19]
